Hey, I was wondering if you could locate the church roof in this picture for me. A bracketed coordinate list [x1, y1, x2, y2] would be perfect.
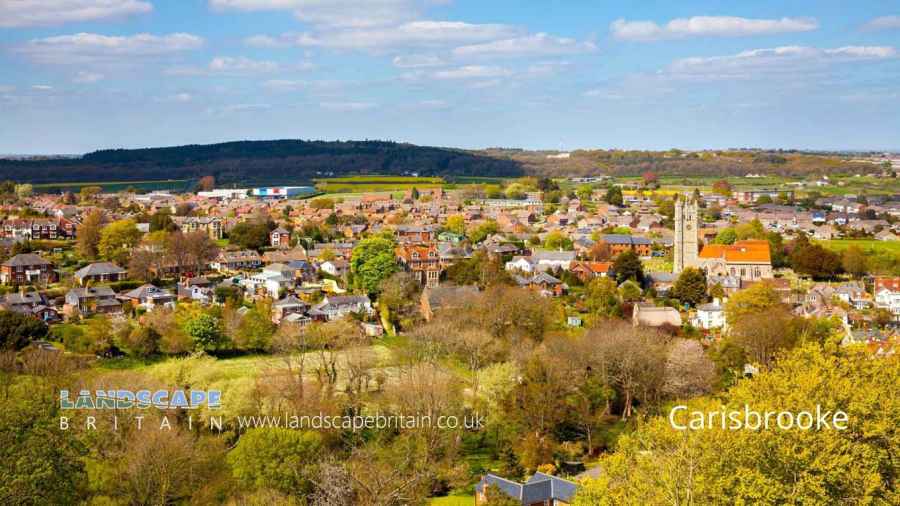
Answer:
[700, 239, 771, 264]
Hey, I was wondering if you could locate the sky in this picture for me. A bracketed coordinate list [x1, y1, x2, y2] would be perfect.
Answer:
[1, 0, 900, 154]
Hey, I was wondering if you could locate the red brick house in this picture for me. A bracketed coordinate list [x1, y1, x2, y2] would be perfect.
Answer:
[396, 243, 442, 288]
[1, 253, 57, 285]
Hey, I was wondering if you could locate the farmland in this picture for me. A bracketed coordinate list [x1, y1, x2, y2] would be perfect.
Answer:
[314, 175, 446, 193]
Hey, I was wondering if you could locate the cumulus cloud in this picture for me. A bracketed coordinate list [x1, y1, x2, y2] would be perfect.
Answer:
[72, 70, 104, 83]
[32, 84, 54, 90]
[167, 57, 314, 77]
[611, 16, 818, 41]
[210, 0, 422, 28]
[453, 33, 596, 58]
[287, 21, 517, 50]
[863, 16, 900, 31]
[262, 79, 308, 92]
[16, 32, 204, 65]
[0, 0, 152, 28]
[668, 45, 897, 80]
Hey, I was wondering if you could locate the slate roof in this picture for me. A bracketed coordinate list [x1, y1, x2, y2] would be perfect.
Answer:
[74, 262, 126, 278]
[477, 473, 579, 504]
[3, 253, 52, 267]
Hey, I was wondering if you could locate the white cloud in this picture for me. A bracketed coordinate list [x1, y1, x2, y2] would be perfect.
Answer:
[392, 54, 444, 68]
[73, 70, 104, 83]
[432, 65, 511, 80]
[157, 92, 193, 103]
[416, 99, 448, 109]
[290, 21, 518, 50]
[453, 33, 596, 58]
[168, 57, 313, 77]
[210, 0, 421, 28]
[32, 85, 54, 90]
[17, 32, 204, 65]
[864, 16, 900, 31]
[244, 34, 288, 48]
[668, 45, 897, 80]
[0, 0, 152, 28]
[611, 16, 818, 41]
[319, 101, 377, 111]
[207, 103, 272, 116]
[209, 56, 280, 73]
[0, 86, 15, 93]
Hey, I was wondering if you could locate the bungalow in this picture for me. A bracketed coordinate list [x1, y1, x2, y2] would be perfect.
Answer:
[515, 272, 567, 297]
[309, 295, 373, 321]
[569, 261, 613, 282]
[74, 262, 127, 285]
[122, 284, 176, 311]
[475, 473, 578, 506]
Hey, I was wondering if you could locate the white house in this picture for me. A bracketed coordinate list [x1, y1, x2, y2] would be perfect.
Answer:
[693, 299, 726, 330]
[505, 256, 535, 273]
[875, 288, 900, 320]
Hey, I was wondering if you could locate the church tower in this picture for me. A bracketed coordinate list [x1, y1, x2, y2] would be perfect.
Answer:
[674, 194, 699, 274]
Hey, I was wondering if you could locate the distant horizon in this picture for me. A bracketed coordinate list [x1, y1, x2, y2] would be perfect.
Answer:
[1, 137, 899, 158]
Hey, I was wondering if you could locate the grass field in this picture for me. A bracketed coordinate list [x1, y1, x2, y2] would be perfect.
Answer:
[428, 495, 475, 506]
[819, 239, 900, 255]
[315, 175, 446, 193]
[33, 179, 194, 194]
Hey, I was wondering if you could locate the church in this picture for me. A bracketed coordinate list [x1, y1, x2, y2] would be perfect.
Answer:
[673, 194, 773, 282]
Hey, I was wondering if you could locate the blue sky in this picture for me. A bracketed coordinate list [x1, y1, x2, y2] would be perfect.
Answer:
[1, 0, 899, 154]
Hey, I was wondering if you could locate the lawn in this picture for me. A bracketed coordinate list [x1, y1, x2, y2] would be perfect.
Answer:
[428, 495, 475, 506]
[818, 239, 900, 255]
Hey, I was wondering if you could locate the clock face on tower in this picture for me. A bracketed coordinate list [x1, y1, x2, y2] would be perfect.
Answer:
[686, 224, 692, 230]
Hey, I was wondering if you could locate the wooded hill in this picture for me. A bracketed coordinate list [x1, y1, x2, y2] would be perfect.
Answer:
[0, 139, 882, 184]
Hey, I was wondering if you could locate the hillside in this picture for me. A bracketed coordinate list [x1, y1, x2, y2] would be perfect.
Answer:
[0, 139, 884, 185]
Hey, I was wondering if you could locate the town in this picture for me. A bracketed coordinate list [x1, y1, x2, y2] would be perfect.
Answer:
[1, 170, 899, 505]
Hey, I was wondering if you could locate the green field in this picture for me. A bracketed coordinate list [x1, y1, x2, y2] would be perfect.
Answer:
[819, 239, 900, 254]
[315, 176, 446, 193]
[33, 179, 195, 194]
[428, 495, 475, 506]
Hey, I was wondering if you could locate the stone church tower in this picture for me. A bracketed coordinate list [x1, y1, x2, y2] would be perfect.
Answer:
[674, 194, 699, 274]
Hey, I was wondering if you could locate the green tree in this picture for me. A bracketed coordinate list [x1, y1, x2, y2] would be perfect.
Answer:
[467, 220, 499, 243]
[234, 302, 276, 351]
[0, 393, 87, 504]
[543, 230, 573, 250]
[0, 311, 49, 351]
[228, 428, 323, 495]
[613, 250, 643, 284]
[714, 227, 737, 245]
[184, 312, 225, 351]
[605, 186, 623, 206]
[149, 210, 177, 232]
[482, 484, 521, 506]
[789, 236, 842, 279]
[725, 281, 781, 324]
[309, 197, 335, 210]
[735, 219, 766, 240]
[76, 209, 104, 259]
[841, 245, 868, 278]
[585, 277, 621, 317]
[672, 267, 707, 307]
[711, 179, 731, 196]
[350, 236, 398, 294]
[229, 221, 270, 250]
[98, 219, 142, 265]
[444, 214, 466, 235]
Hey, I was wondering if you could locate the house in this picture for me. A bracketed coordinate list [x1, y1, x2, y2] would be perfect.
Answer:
[645, 272, 676, 297]
[176, 282, 214, 305]
[395, 224, 436, 242]
[320, 259, 349, 278]
[172, 216, 223, 240]
[270, 227, 291, 248]
[515, 272, 567, 297]
[122, 284, 176, 310]
[693, 298, 725, 330]
[530, 250, 576, 271]
[875, 229, 899, 241]
[309, 295, 373, 321]
[1, 253, 57, 285]
[64, 286, 122, 317]
[603, 234, 652, 257]
[569, 261, 613, 282]
[74, 262, 127, 285]
[633, 303, 682, 328]
[211, 249, 263, 272]
[875, 277, 900, 321]
[272, 295, 308, 323]
[244, 267, 296, 298]
[3, 291, 61, 323]
[396, 243, 442, 288]
[475, 473, 578, 506]
[420, 285, 479, 321]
